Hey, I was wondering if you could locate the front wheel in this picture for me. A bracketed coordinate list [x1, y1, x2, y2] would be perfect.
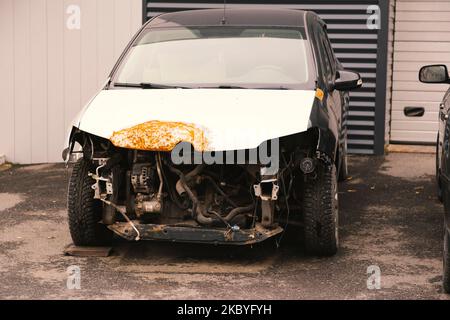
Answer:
[302, 164, 339, 256]
[67, 159, 112, 246]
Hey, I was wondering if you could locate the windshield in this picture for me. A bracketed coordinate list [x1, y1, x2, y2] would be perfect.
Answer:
[112, 27, 313, 89]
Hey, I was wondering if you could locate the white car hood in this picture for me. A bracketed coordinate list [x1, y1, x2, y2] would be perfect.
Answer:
[78, 89, 316, 151]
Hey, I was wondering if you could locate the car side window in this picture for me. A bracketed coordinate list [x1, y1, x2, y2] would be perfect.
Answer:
[324, 33, 337, 73]
[319, 28, 336, 84]
[311, 23, 325, 84]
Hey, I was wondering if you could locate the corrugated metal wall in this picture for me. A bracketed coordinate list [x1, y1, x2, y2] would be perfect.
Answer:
[391, 0, 450, 144]
[0, 0, 142, 164]
[144, 0, 391, 155]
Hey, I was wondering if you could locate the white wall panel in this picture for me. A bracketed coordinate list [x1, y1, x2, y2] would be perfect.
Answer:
[30, 0, 49, 163]
[64, 0, 82, 150]
[47, 0, 65, 162]
[14, 0, 32, 164]
[0, 0, 15, 162]
[81, 0, 98, 111]
[391, 0, 450, 144]
[0, 0, 143, 163]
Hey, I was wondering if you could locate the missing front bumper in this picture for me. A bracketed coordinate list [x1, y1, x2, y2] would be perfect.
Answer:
[108, 222, 283, 245]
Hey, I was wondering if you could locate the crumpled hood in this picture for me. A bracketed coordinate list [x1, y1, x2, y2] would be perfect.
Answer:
[78, 89, 316, 151]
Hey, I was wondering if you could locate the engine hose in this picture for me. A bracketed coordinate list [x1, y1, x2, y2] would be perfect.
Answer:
[159, 160, 188, 210]
[207, 209, 231, 228]
[166, 165, 201, 219]
[224, 205, 255, 222]
[199, 204, 255, 226]
[167, 165, 223, 225]
[166, 164, 254, 226]
[202, 175, 238, 208]
[185, 164, 205, 180]
[195, 207, 215, 226]
[155, 153, 164, 200]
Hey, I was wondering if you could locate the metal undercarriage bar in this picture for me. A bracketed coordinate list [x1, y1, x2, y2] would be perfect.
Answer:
[108, 222, 283, 245]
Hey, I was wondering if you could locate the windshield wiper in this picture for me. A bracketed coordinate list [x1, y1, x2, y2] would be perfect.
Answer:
[254, 86, 291, 90]
[198, 85, 250, 89]
[113, 83, 291, 90]
[113, 82, 190, 89]
[198, 85, 291, 90]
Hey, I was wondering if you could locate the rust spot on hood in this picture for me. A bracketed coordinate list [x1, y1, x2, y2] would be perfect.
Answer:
[110, 120, 210, 152]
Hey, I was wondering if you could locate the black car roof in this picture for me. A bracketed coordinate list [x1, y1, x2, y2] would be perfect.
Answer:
[147, 8, 310, 28]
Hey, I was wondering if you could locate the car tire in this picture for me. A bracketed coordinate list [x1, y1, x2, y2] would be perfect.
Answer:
[302, 163, 339, 256]
[68, 158, 112, 246]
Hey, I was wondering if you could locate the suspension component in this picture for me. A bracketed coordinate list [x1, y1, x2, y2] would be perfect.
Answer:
[254, 176, 279, 228]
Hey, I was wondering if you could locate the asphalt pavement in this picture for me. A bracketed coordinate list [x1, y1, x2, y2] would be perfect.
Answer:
[0, 153, 448, 300]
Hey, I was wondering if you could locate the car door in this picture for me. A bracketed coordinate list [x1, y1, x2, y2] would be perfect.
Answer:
[317, 26, 342, 143]
[440, 88, 450, 175]
[323, 28, 347, 146]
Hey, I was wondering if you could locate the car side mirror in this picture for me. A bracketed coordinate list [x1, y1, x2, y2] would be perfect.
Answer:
[334, 70, 363, 91]
[419, 65, 450, 84]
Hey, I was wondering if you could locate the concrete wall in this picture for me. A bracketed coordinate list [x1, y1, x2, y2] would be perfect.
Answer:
[0, 0, 142, 164]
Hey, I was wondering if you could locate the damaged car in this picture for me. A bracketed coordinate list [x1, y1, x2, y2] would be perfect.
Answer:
[419, 64, 450, 292]
[63, 9, 362, 256]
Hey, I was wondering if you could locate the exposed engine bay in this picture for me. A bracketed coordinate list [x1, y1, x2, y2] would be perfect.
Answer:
[73, 128, 328, 245]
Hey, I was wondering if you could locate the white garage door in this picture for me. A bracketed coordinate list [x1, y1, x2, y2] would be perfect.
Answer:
[391, 0, 450, 144]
